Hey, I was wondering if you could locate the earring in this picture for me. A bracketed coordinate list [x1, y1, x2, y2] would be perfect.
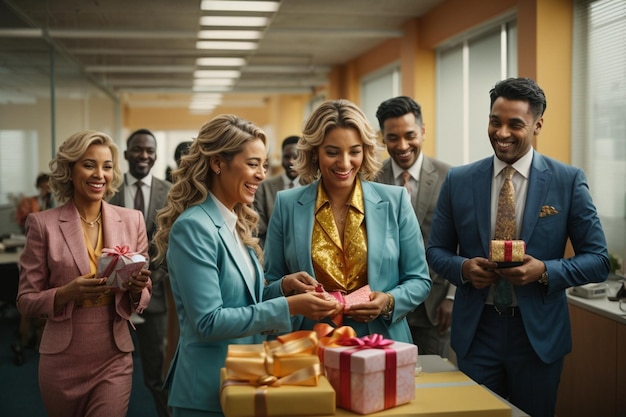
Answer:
[215, 170, 221, 175]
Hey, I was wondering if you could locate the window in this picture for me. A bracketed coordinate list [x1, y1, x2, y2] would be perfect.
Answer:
[572, 0, 626, 266]
[435, 18, 517, 166]
[361, 64, 401, 131]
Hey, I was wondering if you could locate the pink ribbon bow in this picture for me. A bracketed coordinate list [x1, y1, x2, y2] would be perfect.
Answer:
[337, 333, 394, 349]
[102, 245, 137, 257]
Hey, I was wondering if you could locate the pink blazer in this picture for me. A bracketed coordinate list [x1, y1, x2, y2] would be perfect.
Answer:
[17, 200, 151, 354]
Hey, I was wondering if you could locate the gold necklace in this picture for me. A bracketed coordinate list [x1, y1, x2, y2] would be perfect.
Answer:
[79, 211, 102, 228]
[330, 201, 349, 224]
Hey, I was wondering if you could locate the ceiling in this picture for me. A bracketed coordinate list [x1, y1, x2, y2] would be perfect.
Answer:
[0, 0, 443, 108]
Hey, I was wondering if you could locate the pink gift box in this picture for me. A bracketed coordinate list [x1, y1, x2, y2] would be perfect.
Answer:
[321, 338, 417, 415]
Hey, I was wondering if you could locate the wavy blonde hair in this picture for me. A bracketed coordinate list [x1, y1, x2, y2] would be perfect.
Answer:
[153, 114, 266, 264]
[296, 99, 383, 185]
[48, 130, 122, 203]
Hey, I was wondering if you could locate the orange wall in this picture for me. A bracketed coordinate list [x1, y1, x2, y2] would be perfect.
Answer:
[326, 0, 573, 164]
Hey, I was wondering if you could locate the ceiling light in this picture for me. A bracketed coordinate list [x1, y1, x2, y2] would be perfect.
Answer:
[201, 1, 280, 12]
[193, 85, 232, 93]
[197, 30, 262, 40]
[199, 16, 269, 27]
[193, 78, 235, 86]
[196, 57, 246, 67]
[194, 70, 241, 78]
[196, 41, 257, 50]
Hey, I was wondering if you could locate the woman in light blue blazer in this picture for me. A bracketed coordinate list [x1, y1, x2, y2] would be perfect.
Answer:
[153, 115, 340, 417]
[264, 99, 432, 343]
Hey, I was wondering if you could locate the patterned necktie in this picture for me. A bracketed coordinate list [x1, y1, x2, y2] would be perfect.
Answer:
[288, 181, 294, 189]
[401, 171, 412, 196]
[494, 165, 515, 311]
[134, 180, 145, 216]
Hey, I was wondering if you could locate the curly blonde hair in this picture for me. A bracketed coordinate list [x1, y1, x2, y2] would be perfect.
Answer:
[153, 114, 266, 264]
[48, 130, 123, 203]
[296, 99, 383, 185]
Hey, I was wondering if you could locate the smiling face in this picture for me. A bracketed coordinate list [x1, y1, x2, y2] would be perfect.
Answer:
[71, 144, 114, 206]
[125, 133, 157, 180]
[488, 97, 542, 164]
[211, 138, 267, 210]
[317, 127, 363, 195]
[382, 112, 425, 170]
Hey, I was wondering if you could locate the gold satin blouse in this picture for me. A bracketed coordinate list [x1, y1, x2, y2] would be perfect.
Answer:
[311, 178, 368, 293]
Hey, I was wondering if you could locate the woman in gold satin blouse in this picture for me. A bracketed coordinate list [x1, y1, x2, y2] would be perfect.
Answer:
[263, 99, 432, 342]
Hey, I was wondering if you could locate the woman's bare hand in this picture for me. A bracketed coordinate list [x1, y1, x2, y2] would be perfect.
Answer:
[286, 292, 342, 320]
[281, 271, 318, 295]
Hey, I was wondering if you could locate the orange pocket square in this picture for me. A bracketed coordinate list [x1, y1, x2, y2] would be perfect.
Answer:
[539, 205, 558, 217]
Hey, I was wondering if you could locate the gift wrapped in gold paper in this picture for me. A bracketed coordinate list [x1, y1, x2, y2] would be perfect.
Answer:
[220, 369, 336, 417]
[489, 240, 525, 267]
[220, 330, 335, 417]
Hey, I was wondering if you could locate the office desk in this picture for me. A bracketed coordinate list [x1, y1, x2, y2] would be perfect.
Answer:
[556, 284, 626, 417]
[0, 251, 21, 265]
[328, 355, 528, 417]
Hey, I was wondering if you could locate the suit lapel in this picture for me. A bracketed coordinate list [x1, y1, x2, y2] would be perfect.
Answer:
[521, 154, 551, 242]
[362, 182, 386, 286]
[58, 203, 91, 276]
[473, 159, 493, 255]
[202, 199, 258, 302]
[415, 157, 436, 224]
[295, 184, 317, 273]
[101, 201, 125, 249]
[146, 178, 168, 237]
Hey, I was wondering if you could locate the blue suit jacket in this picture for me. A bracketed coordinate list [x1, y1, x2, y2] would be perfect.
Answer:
[264, 180, 432, 343]
[164, 197, 290, 413]
[427, 152, 609, 364]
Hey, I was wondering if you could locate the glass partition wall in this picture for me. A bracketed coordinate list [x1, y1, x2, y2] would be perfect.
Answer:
[0, 25, 119, 234]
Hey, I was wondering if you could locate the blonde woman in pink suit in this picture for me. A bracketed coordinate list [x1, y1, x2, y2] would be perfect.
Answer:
[17, 130, 152, 417]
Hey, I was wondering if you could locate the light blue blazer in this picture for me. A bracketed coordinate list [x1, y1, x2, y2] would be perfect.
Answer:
[264, 179, 432, 343]
[164, 197, 290, 414]
[427, 152, 609, 364]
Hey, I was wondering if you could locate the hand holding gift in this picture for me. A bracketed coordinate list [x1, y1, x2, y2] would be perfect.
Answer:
[96, 245, 148, 290]
[314, 284, 372, 326]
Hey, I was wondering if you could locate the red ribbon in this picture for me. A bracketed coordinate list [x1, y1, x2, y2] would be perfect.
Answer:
[503, 240, 513, 262]
[336, 334, 397, 410]
[99, 245, 140, 278]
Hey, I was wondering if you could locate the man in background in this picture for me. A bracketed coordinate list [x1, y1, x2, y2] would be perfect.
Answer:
[15, 173, 54, 231]
[254, 135, 300, 247]
[375, 96, 454, 359]
[108, 128, 173, 417]
[165, 141, 192, 183]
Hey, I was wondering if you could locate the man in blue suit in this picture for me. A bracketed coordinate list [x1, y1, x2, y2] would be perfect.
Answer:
[427, 77, 609, 417]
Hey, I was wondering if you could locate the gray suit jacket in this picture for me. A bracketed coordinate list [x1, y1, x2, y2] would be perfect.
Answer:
[108, 176, 172, 312]
[375, 156, 452, 326]
[253, 174, 285, 246]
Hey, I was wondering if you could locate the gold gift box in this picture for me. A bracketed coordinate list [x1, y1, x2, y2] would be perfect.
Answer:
[489, 240, 525, 267]
[220, 368, 336, 417]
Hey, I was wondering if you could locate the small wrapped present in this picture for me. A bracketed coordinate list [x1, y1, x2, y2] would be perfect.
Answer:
[315, 284, 372, 326]
[320, 333, 417, 415]
[221, 331, 335, 417]
[96, 245, 147, 289]
[489, 240, 525, 268]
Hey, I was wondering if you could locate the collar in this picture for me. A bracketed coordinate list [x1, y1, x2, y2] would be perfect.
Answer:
[391, 152, 423, 182]
[493, 147, 533, 179]
[315, 177, 365, 214]
[282, 173, 300, 188]
[126, 172, 153, 187]
[209, 191, 237, 234]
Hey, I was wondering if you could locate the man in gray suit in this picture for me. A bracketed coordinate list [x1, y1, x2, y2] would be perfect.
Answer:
[375, 96, 454, 358]
[109, 129, 172, 417]
[253, 135, 300, 247]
